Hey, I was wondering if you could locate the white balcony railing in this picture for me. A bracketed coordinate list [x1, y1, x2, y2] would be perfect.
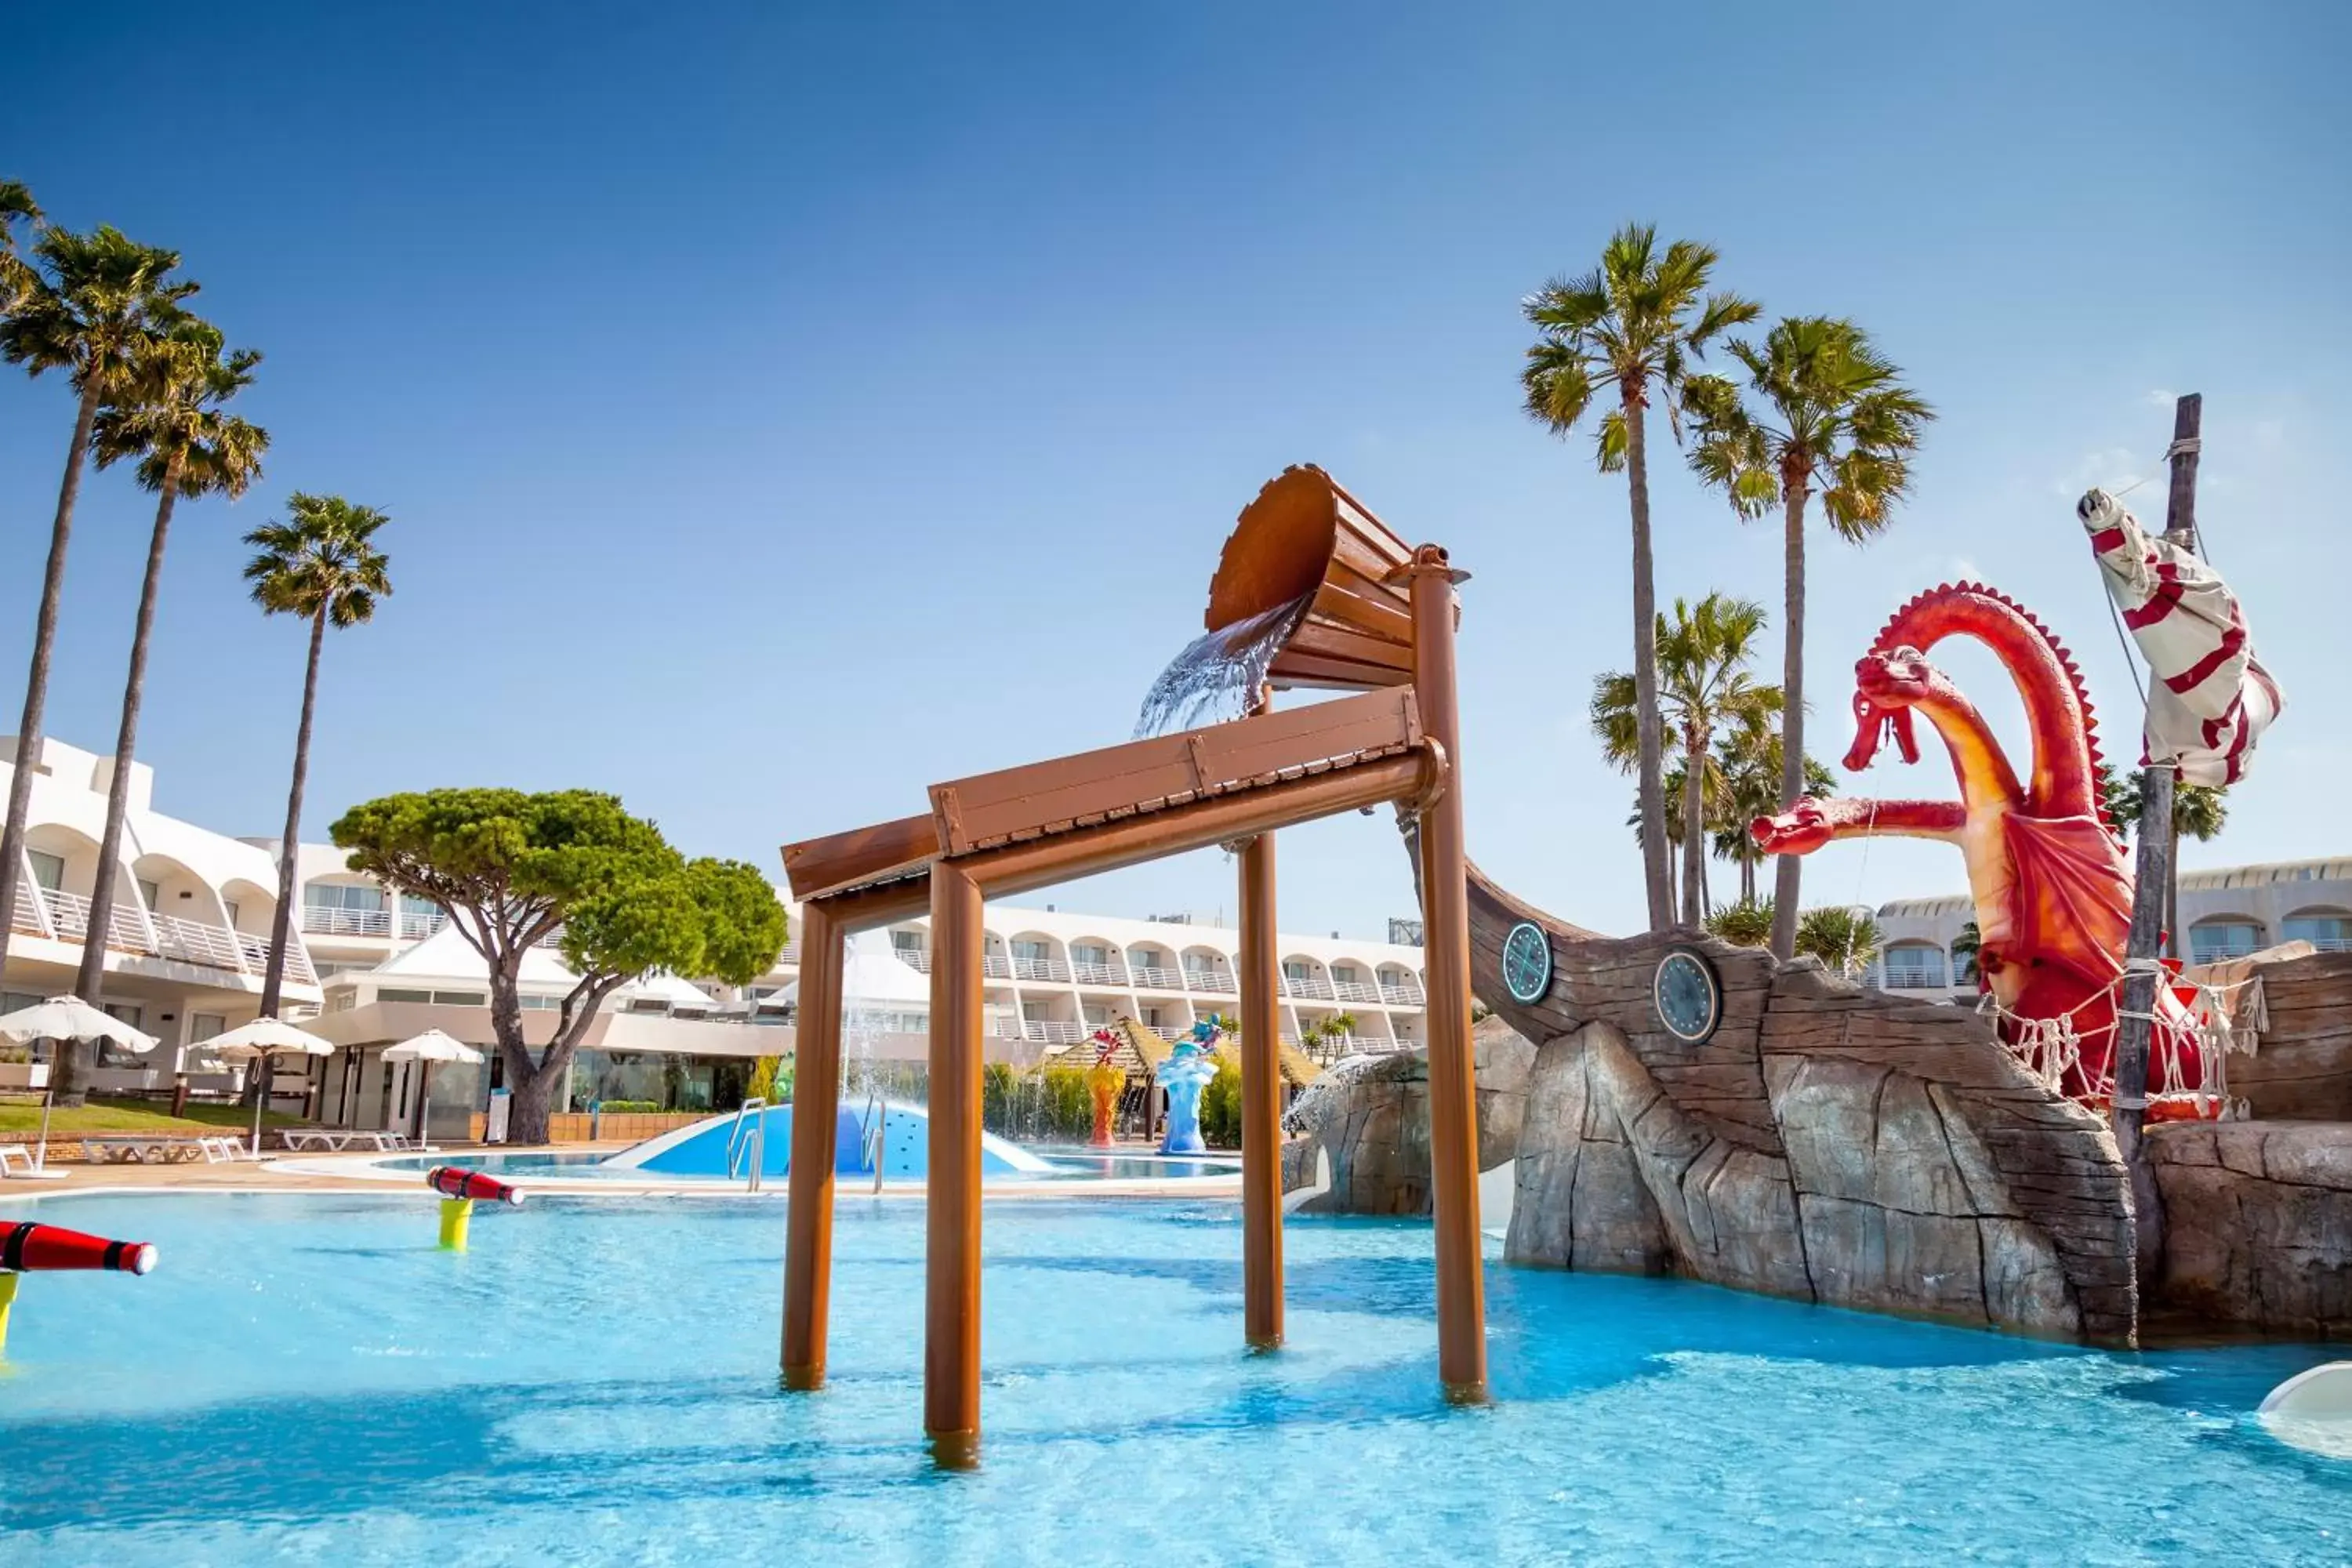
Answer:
[893, 946, 932, 973]
[981, 953, 1012, 979]
[402, 909, 450, 940]
[993, 1019, 1090, 1044]
[1186, 967, 1236, 995]
[26, 887, 314, 985]
[1011, 956, 1071, 982]
[1379, 980, 1424, 1005]
[1330, 979, 1384, 1004]
[1128, 964, 1186, 989]
[1069, 960, 1127, 986]
[303, 905, 394, 938]
[1880, 969, 1949, 990]
[1283, 974, 1335, 1001]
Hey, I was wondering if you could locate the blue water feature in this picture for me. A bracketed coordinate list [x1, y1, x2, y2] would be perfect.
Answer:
[0, 1193, 2345, 1564]
[600, 1099, 1054, 1180]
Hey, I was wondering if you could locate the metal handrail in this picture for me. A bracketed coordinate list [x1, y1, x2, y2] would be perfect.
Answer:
[725, 1096, 768, 1191]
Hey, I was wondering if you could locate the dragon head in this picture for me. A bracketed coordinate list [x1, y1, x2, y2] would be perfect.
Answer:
[1843, 644, 1931, 771]
[1751, 796, 1832, 856]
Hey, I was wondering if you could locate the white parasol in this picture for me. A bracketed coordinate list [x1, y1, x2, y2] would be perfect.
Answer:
[0, 995, 159, 1172]
[191, 1018, 336, 1155]
[382, 1029, 485, 1145]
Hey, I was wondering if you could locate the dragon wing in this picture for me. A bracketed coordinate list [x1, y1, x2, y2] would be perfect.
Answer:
[2004, 812, 2134, 991]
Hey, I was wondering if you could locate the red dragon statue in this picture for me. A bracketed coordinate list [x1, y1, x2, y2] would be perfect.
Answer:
[1751, 583, 2209, 1109]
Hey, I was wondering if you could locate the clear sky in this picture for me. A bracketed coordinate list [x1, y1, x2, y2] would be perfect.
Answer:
[2, 1, 2345, 942]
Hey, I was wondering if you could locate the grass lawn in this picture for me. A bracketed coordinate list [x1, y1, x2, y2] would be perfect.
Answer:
[0, 1096, 301, 1137]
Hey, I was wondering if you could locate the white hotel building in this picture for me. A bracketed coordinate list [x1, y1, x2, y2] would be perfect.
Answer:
[2, 735, 1428, 1125]
[1863, 856, 2352, 998]
[0, 736, 322, 1091]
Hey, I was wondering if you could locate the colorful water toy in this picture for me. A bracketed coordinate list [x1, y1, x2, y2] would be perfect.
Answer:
[1158, 1022, 1221, 1156]
[426, 1165, 523, 1250]
[1752, 581, 2216, 1111]
[0, 1219, 158, 1356]
[1085, 1029, 1127, 1149]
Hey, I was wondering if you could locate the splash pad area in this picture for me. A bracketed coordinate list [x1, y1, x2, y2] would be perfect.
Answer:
[9, 457, 2347, 1558]
[4, 1191, 2347, 1564]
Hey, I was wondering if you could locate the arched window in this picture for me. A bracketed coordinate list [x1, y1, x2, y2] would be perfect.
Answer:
[2283, 907, 2352, 953]
[2189, 917, 2265, 964]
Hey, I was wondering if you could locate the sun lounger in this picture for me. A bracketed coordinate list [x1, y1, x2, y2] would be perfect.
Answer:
[80, 1134, 210, 1164]
[0, 1144, 69, 1181]
[278, 1128, 427, 1154]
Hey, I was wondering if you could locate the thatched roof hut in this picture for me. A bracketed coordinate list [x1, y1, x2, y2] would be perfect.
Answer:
[1040, 1017, 1321, 1086]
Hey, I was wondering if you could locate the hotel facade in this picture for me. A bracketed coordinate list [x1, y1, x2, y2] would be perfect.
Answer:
[1, 736, 1432, 1134]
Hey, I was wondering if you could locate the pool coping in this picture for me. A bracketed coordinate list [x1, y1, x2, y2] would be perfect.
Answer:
[19, 1146, 1249, 1203]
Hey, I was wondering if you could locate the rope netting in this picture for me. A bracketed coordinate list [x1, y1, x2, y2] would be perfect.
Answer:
[1972, 964, 2263, 1121]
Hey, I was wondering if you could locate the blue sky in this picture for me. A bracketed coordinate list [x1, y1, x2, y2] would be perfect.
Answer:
[2, 0, 2345, 941]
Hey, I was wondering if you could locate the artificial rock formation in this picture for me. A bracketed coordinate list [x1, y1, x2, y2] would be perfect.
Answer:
[1283, 1014, 1531, 1216]
[2147, 1120, 2352, 1335]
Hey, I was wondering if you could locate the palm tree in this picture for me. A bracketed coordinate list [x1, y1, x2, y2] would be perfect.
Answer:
[1951, 920, 1981, 986]
[244, 495, 394, 1020]
[0, 181, 42, 312]
[58, 321, 266, 1105]
[1705, 898, 1775, 949]
[0, 227, 195, 998]
[1686, 318, 1933, 960]
[1523, 227, 1759, 933]
[1592, 593, 1780, 926]
[2107, 775, 2228, 960]
[1711, 711, 1838, 906]
[1795, 906, 1882, 978]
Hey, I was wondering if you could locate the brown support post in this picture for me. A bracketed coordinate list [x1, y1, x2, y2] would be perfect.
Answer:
[924, 859, 985, 1463]
[1403, 543, 1487, 1399]
[1238, 689, 1283, 1346]
[781, 900, 842, 1389]
[2111, 391, 2201, 1280]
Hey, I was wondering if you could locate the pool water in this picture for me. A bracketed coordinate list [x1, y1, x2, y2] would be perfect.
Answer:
[378, 1147, 1241, 1182]
[2, 1194, 2345, 1565]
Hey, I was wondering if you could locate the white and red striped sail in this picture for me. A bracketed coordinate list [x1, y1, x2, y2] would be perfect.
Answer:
[2078, 488, 2281, 785]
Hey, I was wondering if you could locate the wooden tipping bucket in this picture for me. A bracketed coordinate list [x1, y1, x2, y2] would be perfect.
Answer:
[1207, 465, 1417, 691]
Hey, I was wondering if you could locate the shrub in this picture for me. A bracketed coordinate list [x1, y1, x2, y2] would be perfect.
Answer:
[1198, 1057, 1243, 1148]
[596, 1100, 666, 1114]
[1706, 898, 1774, 948]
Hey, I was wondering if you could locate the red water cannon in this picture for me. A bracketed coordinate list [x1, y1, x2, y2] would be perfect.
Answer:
[1, 1219, 158, 1276]
[427, 1166, 524, 1206]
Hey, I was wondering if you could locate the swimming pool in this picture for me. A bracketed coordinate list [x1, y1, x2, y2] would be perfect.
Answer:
[3, 1194, 2345, 1564]
[375, 1145, 1243, 1182]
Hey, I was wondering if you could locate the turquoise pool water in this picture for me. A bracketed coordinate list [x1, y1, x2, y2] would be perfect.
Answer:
[2, 1194, 2345, 1565]
[376, 1146, 1242, 1181]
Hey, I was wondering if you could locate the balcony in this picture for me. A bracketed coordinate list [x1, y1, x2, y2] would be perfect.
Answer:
[777, 942, 800, 966]
[1282, 973, 1334, 1001]
[1185, 967, 1236, 995]
[1880, 969, 1950, 990]
[1127, 964, 1185, 989]
[13, 887, 315, 986]
[892, 946, 932, 973]
[1069, 960, 1128, 986]
[1011, 956, 1072, 983]
[981, 953, 1012, 980]
[1379, 979, 1425, 1005]
[1331, 979, 1385, 1005]
[303, 905, 394, 938]
[993, 1019, 1090, 1044]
